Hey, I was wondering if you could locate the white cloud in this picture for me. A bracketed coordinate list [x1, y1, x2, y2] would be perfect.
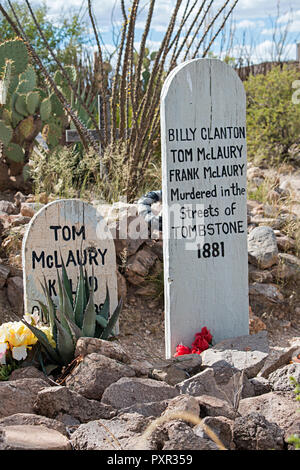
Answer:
[229, 39, 296, 63]
[236, 20, 261, 29]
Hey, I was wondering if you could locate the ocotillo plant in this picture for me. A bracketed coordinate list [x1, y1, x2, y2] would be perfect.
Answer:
[0, 0, 239, 201]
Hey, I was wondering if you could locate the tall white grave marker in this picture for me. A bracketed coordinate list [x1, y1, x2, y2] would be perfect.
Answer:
[22, 199, 118, 324]
[161, 59, 249, 358]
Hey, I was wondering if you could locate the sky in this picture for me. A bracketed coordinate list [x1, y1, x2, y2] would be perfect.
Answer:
[31, 0, 300, 64]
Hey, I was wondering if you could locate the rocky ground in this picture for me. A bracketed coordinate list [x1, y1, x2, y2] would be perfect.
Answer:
[0, 163, 299, 450]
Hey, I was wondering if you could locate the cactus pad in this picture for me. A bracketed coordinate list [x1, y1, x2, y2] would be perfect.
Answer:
[0, 119, 13, 146]
[26, 91, 40, 115]
[5, 142, 24, 162]
[0, 39, 28, 76]
[18, 116, 35, 139]
[15, 93, 29, 117]
[40, 97, 52, 121]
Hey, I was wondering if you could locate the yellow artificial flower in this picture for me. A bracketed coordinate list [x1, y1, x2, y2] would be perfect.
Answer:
[38, 326, 56, 349]
[0, 321, 38, 363]
[0, 319, 56, 364]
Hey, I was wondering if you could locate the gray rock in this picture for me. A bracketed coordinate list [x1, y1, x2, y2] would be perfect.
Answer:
[201, 331, 269, 378]
[196, 394, 239, 420]
[150, 364, 188, 385]
[20, 202, 44, 217]
[152, 353, 203, 377]
[0, 378, 49, 418]
[260, 346, 300, 378]
[119, 400, 169, 418]
[101, 377, 179, 409]
[268, 364, 300, 392]
[176, 361, 255, 403]
[238, 391, 299, 439]
[249, 282, 284, 304]
[233, 412, 284, 450]
[75, 337, 131, 364]
[248, 226, 278, 268]
[195, 416, 234, 450]
[248, 265, 273, 283]
[9, 366, 51, 383]
[0, 200, 18, 215]
[275, 253, 300, 281]
[65, 353, 135, 400]
[70, 413, 153, 450]
[0, 413, 67, 436]
[6, 276, 24, 314]
[125, 246, 158, 285]
[162, 394, 200, 418]
[250, 377, 272, 396]
[34, 386, 116, 423]
[0, 424, 71, 450]
[0, 264, 10, 288]
[159, 420, 219, 450]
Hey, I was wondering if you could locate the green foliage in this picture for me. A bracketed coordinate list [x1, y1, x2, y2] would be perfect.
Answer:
[245, 65, 300, 166]
[23, 262, 123, 367]
[0, 363, 18, 381]
[287, 376, 300, 449]
[0, 1, 88, 71]
[31, 145, 102, 198]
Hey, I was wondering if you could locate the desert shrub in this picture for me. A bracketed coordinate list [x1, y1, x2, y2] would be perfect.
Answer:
[31, 142, 161, 203]
[30, 145, 101, 199]
[245, 65, 300, 166]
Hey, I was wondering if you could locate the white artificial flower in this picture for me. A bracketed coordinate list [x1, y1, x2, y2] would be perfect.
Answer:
[12, 345, 27, 361]
[0, 343, 8, 364]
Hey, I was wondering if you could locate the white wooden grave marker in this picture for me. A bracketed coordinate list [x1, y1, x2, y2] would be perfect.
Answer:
[161, 58, 249, 358]
[22, 199, 118, 327]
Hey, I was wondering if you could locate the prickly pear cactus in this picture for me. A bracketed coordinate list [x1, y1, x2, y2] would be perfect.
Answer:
[0, 38, 65, 169]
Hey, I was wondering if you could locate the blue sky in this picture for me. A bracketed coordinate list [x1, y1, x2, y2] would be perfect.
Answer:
[33, 0, 300, 64]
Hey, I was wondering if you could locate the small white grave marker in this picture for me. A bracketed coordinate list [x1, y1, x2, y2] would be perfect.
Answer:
[22, 199, 118, 324]
[161, 58, 249, 358]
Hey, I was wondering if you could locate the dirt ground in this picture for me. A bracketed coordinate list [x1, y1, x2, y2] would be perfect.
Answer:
[117, 290, 300, 367]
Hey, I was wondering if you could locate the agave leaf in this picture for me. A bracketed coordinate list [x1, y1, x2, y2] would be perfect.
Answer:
[64, 315, 83, 344]
[39, 276, 56, 337]
[82, 276, 96, 338]
[22, 320, 62, 364]
[74, 264, 87, 328]
[36, 299, 49, 324]
[60, 253, 73, 308]
[56, 269, 74, 331]
[62, 282, 75, 322]
[99, 285, 110, 321]
[95, 315, 108, 329]
[54, 319, 75, 366]
[100, 298, 123, 341]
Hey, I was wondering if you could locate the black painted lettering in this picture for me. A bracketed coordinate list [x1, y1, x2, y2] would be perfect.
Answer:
[49, 225, 61, 241]
[32, 250, 45, 269]
[72, 225, 86, 240]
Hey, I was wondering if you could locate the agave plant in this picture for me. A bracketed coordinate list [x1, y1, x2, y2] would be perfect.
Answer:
[23, 258, 122, 367]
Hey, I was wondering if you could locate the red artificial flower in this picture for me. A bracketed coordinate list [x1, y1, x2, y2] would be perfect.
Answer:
[191, 335, 209, 354]
[174, 344, 192, 357]
[195, 327, 213, 345]
[174, 327, 213, 357]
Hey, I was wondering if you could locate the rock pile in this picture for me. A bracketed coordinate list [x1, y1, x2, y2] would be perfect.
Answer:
[0, 334, 299, 450]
